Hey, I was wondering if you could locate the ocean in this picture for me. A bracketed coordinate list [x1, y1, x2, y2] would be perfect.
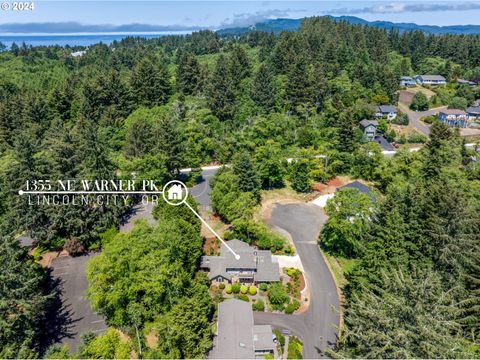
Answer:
[0, 32, 192, 48]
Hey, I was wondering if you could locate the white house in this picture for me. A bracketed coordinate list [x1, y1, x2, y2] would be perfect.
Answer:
[375, 105, 397, 120]
[415, 75, 447, 86]
[400, 76, 416, 87]
[466, 106, 480, 120]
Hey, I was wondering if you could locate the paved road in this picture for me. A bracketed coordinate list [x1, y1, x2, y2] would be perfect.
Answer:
[254, 204, 340, 359]
[119, 201, 155, 232]
[51, 254, 107, 352]
[398, 103, 447, 136]
[188, 167, 219, 207]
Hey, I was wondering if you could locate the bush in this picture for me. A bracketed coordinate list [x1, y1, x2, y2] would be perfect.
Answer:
[236, 294, 249, 302]
[259, 283, 268, 291]
[391, 113, 409, 125]
[225, 284, 232, 294]
[285, 302, 296, 314]
[248, 285, 257, 295]
[64, 237, 85, 256]
[287, 337, 303, 359]
[252, 298, 265, 311]
[232, 283, 241, 294]
[219, 283, 225, 290]
[423, 115, 438, 124]
[240, 285, 248, 294]
[268, 283, 289, 305]
[228, 219, 286, 251]
[410, 92, 429, 111]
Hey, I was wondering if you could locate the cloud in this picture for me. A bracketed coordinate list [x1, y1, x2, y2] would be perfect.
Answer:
[221, 8, 302, 28]
[0, 21, 202, 34]
[328, 2, 480, 15]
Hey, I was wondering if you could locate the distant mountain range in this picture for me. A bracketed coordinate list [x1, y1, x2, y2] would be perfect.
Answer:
[217, 16, 480, 36]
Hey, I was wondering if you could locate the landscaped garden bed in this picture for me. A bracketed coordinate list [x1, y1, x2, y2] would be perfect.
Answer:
[210, 266, 306, 314]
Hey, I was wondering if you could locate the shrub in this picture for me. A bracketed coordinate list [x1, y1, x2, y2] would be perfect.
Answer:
[391, 113, 409, 125]
[252, 298, 265, 311]
[268, 283, 289, 305]
[287, 337, 303, 359]
[240, 285, 248, 294]
[410, 92, 429, 111]
[219, 283, 225, 290]
[236, 294, 249, 302]
[232, 283, 241, 294]
[225, 284, 232, 294]
[248, 285, 257, 295]
[423, 115, 438, 124]
[285, 302, 296, 314]
[64, 237, 85, 256]
[259, 283, 268, 291]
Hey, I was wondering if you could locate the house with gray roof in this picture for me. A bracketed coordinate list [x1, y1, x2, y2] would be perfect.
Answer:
[209, 299, 275, 359]
[359, 119, 378, 141]
[457, 79, 476, 87]
[201, 239, 280, 284]
[337, 181, 376, 203]
[415, 75, 447, 86]
[439, 109, 469, 128]
[375, 105, 397, 120]
[467, 106, 480, 120]
[400, 76, 416, 87]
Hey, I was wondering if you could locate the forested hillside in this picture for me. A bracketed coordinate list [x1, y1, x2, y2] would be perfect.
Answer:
[0, 16, 479, 357]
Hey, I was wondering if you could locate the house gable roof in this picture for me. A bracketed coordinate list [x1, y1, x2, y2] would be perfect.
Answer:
[359, 119, 378, 128]
[200, 240, 280, 282]
[377, 105, 397, 113]
[417, 75, 446, 81]
[337, 181, 376, 203]
[466, 106, 480, 115]
[440, 109, 467, 115]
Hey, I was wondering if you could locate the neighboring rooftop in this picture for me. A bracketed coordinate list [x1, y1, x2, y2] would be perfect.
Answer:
[417, 75, 446, 81]
[377, 105, 397, 113]
[359, 119, 378, 128]
[466, 106, 480, 115]
[210, 299, 275, 359]
[337, 181, 376, 203]
[440, 109, 467, 115]
[457, 79, 476, 86]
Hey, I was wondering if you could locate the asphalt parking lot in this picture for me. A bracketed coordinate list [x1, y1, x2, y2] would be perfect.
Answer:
[51, 254, 107, 352]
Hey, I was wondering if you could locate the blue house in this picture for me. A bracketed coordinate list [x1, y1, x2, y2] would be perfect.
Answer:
[439, 109, 468, 128]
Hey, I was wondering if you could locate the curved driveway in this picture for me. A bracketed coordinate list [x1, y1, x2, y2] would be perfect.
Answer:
[254, 203, 340, 359]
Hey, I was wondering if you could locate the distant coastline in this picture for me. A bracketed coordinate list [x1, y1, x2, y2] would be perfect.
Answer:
[0, 31, 194, 47]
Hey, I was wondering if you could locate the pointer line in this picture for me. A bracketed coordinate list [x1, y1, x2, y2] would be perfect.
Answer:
[184, 201, 241, 260]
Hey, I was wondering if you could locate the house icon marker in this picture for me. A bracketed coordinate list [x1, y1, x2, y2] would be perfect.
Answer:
[167, 184, 183, 200]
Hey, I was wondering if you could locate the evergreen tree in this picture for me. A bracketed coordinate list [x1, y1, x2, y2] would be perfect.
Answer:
[0, 237, 50, 358]
[337, 111, 357, 153]
[285, 56, 313, 110]
[251, 63, 276, 112]
[289, 158, 311, 193]
[232, 151, 261, 200]
[154, 114, 184, 175]
[207, 55, 236, 120]
[228, 45, 251, 87]
[130, 56, 171, 107]
[176, 52, 201, 95]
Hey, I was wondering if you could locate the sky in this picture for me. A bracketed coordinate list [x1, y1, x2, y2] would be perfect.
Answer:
[1, 1, 480, 33]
